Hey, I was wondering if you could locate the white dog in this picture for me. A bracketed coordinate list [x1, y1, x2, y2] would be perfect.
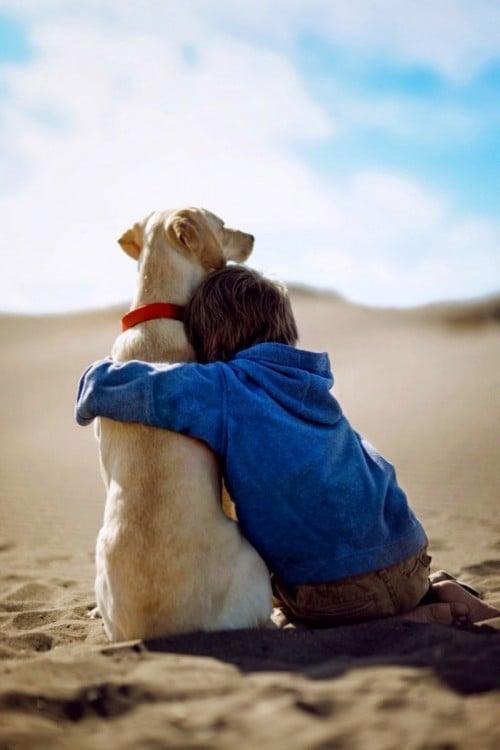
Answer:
[94, 207, 273, 641]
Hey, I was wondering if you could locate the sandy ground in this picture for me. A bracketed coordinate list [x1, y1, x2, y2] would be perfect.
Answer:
[1, 289, 499, 749]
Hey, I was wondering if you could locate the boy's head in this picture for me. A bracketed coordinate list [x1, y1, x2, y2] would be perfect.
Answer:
[184, 265, 298, 363]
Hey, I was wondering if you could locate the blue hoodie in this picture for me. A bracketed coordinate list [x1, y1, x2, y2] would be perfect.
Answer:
[76, 343, 427, 586]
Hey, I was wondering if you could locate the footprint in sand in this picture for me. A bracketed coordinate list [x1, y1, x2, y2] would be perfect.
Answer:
[3, 582, 54, 602]
[12, 610, 61, 631]
[2, 631, 54, 655]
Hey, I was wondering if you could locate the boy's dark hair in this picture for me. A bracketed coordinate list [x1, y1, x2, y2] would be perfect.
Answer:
[184, 265, 299, 363]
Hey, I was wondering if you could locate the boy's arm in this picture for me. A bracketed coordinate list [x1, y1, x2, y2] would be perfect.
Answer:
[75, 359, 157, 426]
[75, 359, 226, 452]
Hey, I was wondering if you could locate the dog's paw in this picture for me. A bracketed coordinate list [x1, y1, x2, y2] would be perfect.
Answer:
[88, 606, 102, 619]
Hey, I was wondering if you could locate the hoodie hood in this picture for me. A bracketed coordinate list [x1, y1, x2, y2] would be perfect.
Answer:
[231, 343, 341, 426]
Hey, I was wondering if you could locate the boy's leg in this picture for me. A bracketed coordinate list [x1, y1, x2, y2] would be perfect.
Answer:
[273, 547, 432, 627]
[274, 548, 500, 627]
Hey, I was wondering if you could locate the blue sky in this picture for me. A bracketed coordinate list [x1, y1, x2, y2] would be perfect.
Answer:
[0, 0, 499, 312]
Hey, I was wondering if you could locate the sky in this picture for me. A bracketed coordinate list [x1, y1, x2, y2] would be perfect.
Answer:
[0, 0, 499, 313]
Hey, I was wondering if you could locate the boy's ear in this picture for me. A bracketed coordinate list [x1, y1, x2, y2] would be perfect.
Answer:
[118, 225, 142, 259]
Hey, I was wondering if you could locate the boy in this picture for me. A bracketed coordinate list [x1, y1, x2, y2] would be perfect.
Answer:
[76, 266, 499, 627]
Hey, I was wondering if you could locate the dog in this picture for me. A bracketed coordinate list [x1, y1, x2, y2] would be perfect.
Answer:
[94, 207, 273, 641]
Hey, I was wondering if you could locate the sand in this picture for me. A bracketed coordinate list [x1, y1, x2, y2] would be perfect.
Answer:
[1, 289, 499, 749]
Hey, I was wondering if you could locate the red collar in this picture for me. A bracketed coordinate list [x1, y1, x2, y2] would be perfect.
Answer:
[121, 302, 185, 332]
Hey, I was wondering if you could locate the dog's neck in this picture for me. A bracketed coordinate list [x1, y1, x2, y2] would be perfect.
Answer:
[131, 240, 205, 309]
[113, 242, 202, 363]
[121, 302, 185, 332]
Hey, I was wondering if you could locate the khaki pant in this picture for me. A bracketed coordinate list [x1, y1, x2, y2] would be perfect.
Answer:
[273, 546, 432, 626]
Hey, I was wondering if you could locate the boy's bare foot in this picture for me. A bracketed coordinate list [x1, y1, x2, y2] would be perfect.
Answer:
[430, 580, 500, 623]
[400, 580, 500, 627]
[399, 601, 469, 627]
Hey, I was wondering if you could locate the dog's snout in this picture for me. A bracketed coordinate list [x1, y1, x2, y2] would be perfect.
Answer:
[240, 231, 254, 248]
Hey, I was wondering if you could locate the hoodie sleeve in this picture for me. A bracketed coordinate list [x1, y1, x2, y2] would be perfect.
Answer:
[75, 359, 226, 453]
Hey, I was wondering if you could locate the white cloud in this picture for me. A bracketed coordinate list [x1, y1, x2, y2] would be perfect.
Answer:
[0, 2, 498, 312]
[314, 0, 500, 82]
[270, 171, 500, 306]
[217, 0, 500, 82]
[3, 0, 500, 80]
[0, 15, 335, 311]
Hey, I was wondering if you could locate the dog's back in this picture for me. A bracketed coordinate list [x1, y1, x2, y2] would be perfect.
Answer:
[94, 208, 272, 640]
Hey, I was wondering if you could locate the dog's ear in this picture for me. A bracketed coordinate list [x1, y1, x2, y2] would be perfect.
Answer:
[165, 209, 226, 270]
[118, 227, 142, 260]
[165, 215, 201, 255]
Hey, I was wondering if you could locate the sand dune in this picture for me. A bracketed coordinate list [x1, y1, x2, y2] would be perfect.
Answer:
[1, 290, 499, 749]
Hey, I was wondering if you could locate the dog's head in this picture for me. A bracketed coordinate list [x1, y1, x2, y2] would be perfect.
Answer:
[118, 207, 254, 269]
